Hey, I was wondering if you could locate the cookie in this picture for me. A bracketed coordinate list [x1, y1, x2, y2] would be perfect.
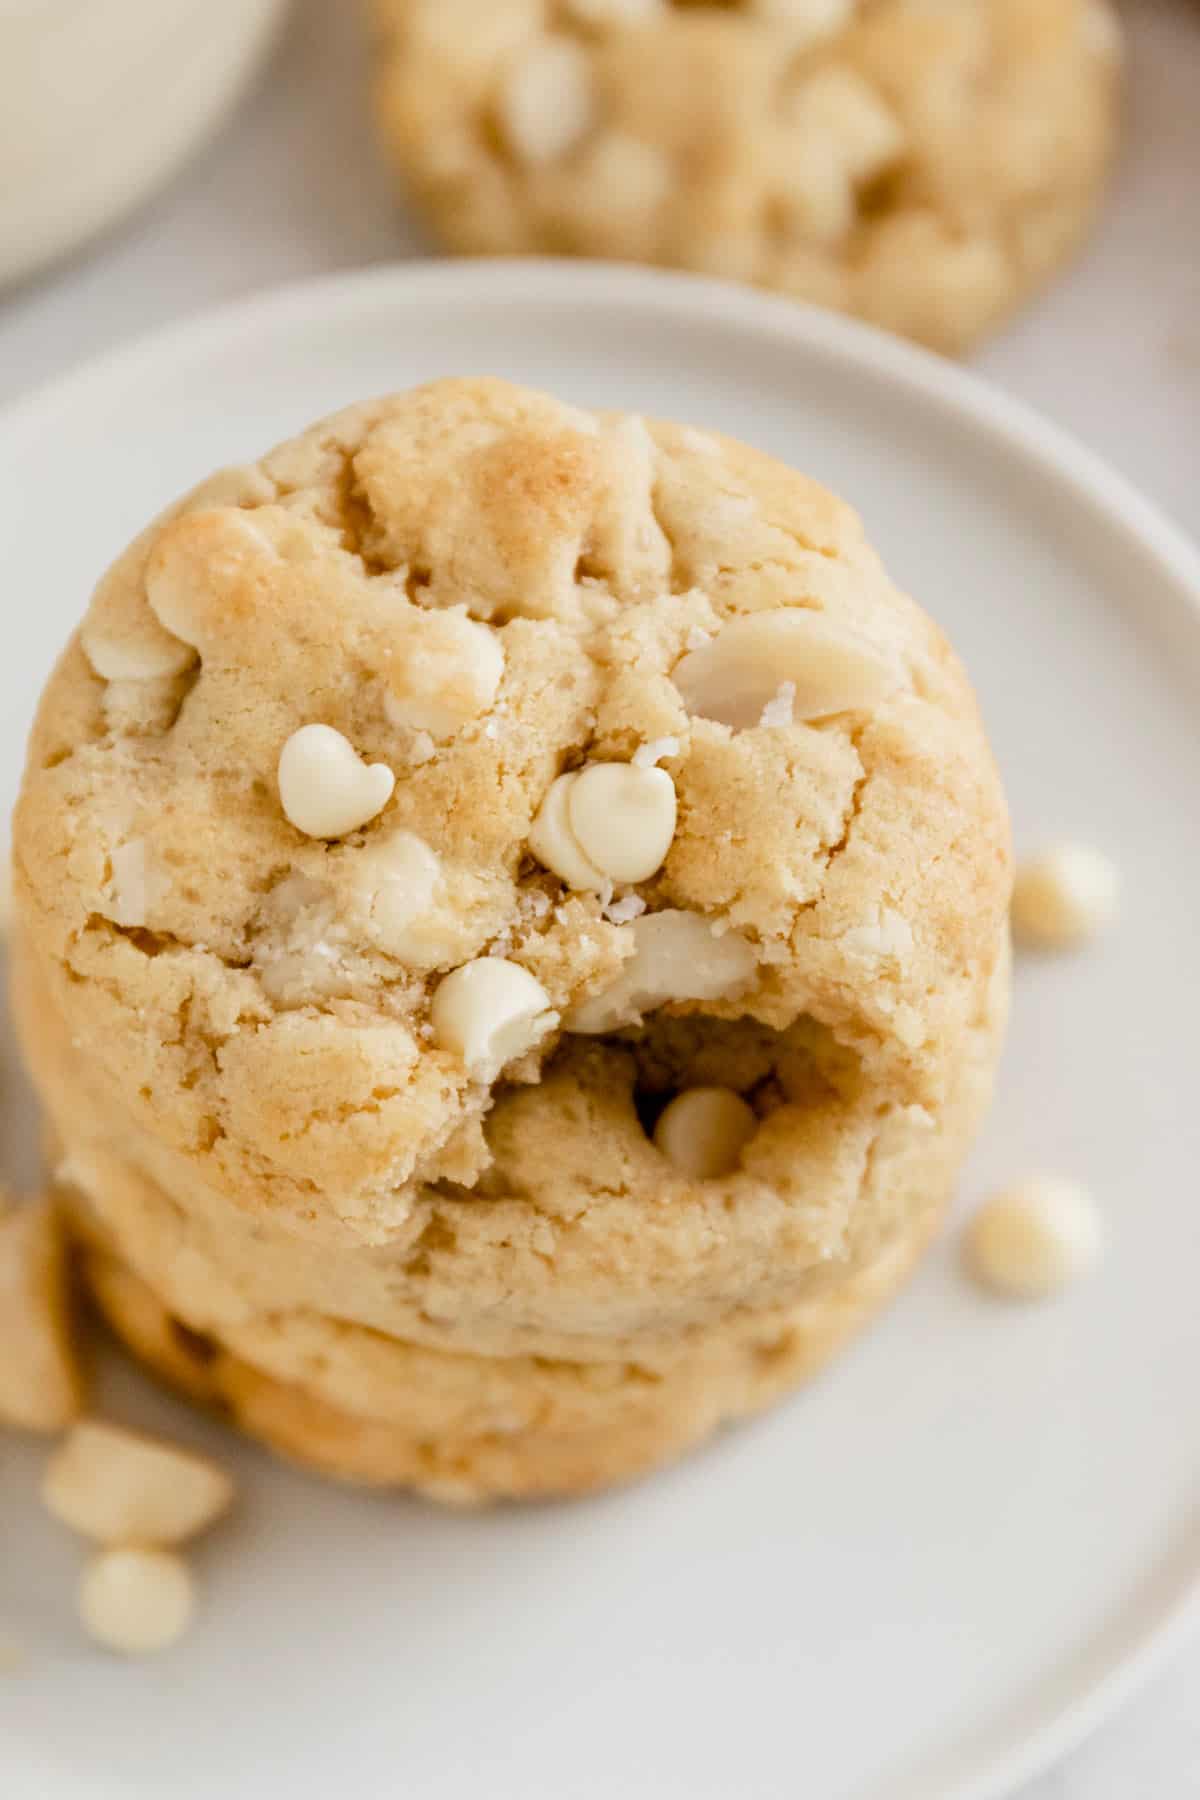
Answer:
[14, 375, 1011, 1497]
[370, 0, 1120, 354]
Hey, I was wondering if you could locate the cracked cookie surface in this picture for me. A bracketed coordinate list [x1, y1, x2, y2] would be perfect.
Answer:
[15, 376, 1010, 1260]
[371, 0, 1120, 353]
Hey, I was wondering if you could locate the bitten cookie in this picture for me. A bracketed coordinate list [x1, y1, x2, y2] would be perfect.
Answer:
[14, 376, 1011, 1498]
[370, 0, 1120, 354]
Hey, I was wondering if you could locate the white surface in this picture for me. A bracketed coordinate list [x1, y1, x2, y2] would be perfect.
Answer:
[0, 3, 1197, 1795]
[1, 259, 1199, 1800]
[0, 0, 287, 289]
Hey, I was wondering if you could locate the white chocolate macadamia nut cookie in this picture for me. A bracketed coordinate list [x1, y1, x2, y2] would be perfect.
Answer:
[15, 377, 1010, 1499]
[371, 0, 1120, 354]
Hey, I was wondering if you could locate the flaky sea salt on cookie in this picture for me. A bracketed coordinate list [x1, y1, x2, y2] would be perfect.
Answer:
[13, 376, 1010, 1258]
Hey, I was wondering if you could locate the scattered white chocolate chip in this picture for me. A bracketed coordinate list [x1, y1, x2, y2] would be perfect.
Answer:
[277, 725, 395, 840]
[0, 1195, 82, 1434]
[788, 67, 905, 181]
[632, 736, 680, 769]
[431, 958, 558, 1079]
[758, 681, 796, 729]
[529, 771, 609, 893]
[384, 609, 504, 740]
[679, 431, 720, 459]
[498, 38, 595, 166]
[78, 1548, 194, 1656]
[80, 611, 196, 682]
[567, 762, 677, 884]
[1011, 844, 1118, 950]
[567, 909, 756, 1032]
[43, 1420, 234, 1546]
[965, 1178, 1104, 1300]
[672, 611, 898, 729]
[564, 0, 664, 24]
[653, 1087, 758, 1179]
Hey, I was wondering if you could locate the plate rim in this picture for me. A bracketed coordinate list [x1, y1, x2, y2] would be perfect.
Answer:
[1, 256, 1198, 1800]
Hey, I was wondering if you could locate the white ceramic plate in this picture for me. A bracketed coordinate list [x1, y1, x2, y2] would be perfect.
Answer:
[1, 264, 1198, 1800]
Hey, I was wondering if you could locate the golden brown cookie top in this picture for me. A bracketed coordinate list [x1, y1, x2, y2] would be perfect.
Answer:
[15, 377, 1009, 1241]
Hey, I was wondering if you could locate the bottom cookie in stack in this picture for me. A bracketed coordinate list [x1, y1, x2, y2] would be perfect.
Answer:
[73, 1218, 935, 1507]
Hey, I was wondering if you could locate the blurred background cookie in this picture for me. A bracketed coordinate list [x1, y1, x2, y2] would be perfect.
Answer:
[370, 0, 1121, 353]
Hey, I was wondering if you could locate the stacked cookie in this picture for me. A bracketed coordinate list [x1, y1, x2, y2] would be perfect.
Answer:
[13, 378, 1010, 1501]
[371, 0, 1121, 353]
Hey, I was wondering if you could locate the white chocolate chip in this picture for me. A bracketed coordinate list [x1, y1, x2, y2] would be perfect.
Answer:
[498, 38, 595, 166]
[353, 830, 454, 967]
[965, 1178, 1104, 1300]
[567, 762, 677, 884]
[44, 1420, 234, 1546]
[775, 139, 856, 243]
[0, 1197, 82, 1434]
[529, 771, 609, 893]
[80, 613, 195, 682]
[106, 840, 156, 929]
[653, 1087, 758, 1179]
[564, 0, 664, 24]
[384, 610, 504, 740]
[431, 957, 558, 1079]
[567, 909, 756, 1032]
[277, 725, 395, 839]
[578, 130, 672, 221]
[672, 611, 898, 729]
[78, 1549, 194, 1656]
[1011, 844, 1118, 950]
[788, 68, 905, 182]
[632, 736, 680, 769]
